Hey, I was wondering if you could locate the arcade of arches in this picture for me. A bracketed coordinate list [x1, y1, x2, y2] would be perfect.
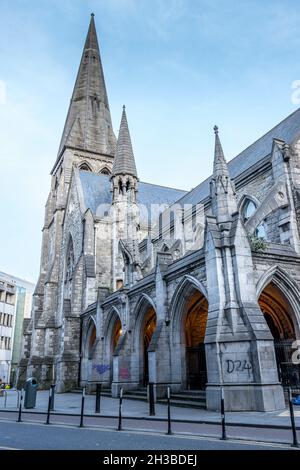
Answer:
[173, 281, 297, 391]
[86, 280, 299, 391]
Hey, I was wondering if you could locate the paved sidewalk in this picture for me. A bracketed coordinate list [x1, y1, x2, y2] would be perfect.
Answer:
[0, 389, 300, 429]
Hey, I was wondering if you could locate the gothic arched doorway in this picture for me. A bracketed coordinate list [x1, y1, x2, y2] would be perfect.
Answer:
[104, 309, 122, 383]
[88, 325, 97, 358]
[259, 282, 299, 388]
[184, 291, 208, 390]
[111, 317, 122, 354]
[141, 307, 157, 386]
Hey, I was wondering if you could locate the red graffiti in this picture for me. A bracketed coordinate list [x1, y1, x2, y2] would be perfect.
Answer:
[120, 367, 129, 379]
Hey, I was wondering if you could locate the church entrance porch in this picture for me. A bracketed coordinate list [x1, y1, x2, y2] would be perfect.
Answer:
[259, 281, 300, 391]
[110, 316, 122, 381]
[184, 292, 208, 390]
[170, 277, 209, 394]
[141, 306, 157, 387]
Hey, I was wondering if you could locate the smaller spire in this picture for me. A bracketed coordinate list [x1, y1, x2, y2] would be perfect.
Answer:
[213, 125, 229, 176]
[112, 107, 138, 178]
[211, 125, 237, 222]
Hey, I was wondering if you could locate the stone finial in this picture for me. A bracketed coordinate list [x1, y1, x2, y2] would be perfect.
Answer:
[214, 125, 219, 134]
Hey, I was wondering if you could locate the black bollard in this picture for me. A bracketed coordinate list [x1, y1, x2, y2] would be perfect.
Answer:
[288, 387, 299, 448]
[149, 382, 155, 416]
[117, 388, 123, 431]
[45, 387, 52, 425]
[50, 384, 55, 411]
[95, 383, 101, 414]
[220, 386, 227, 440]
[166, 386, 173, 435]
[79, 387, 86, 428]
[17, 389, 23, 423]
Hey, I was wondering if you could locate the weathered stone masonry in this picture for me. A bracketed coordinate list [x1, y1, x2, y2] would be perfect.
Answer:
[19, 15, 300, 411]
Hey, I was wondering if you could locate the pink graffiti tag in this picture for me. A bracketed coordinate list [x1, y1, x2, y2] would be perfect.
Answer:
[119, 367, 130, 379]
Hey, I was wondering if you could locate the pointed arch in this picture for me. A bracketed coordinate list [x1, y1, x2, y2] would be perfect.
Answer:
[101, 306, 123, 384]
[238, 194, 260, 212]
[65, 235, 75, 274]
[256, 265, 300, 329]
[239, 195, 267, 238]
[132, 293, 157, 386]
[64, 234, 75, 300]
[133, 293, 157, 319]
[170, 275, 208, 322]
[99, 166, 111, 175]
[79, 162, 92, 172]
[103, 306, 122, 338]
[169, 275, 209, 390]
[83, 316, 97, 360]
[161, 243, 170, 252]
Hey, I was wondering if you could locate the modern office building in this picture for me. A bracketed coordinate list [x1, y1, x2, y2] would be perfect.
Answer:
[0, 272, 34, 384]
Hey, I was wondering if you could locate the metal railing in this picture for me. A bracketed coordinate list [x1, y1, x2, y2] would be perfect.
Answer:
[0, 385, 299, 448]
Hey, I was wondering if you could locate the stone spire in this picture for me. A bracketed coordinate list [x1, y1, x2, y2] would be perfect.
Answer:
[57, 14, 116, 158]
[112, 106, 137, 177]
[210, 126, 237, 222]
[213, 125, 230, 176]
[111, 106, 138, 204]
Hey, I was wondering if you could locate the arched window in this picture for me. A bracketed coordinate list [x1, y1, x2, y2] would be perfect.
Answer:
[242, 199, 256, 223]
[79, 163, 92, 172]
[100, 167, 111, 175]
[64, 237, 74, 299]
[242, 198, 267, 240]
[118, 179, 123, 194]
[65, 240, 74, 282]
[256, 223, 267, 239]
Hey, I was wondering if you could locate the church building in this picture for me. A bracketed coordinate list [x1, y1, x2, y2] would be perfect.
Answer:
[18, 15, 300, 411]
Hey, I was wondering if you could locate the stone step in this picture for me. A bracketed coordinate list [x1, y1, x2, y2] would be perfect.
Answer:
[158, 399, 206, 409]
[168, 393, 206, 403]
[71, 388, 206, 408]
[125, 389, 147, 397]
[105, 393, 206, 409]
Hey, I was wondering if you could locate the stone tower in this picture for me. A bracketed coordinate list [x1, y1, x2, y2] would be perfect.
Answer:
[110, 106, 141, 289]
[18, 14, 116, 390]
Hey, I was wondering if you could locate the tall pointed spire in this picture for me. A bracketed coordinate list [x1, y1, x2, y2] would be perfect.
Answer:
[57, 14, 116, 157]
[213, 125, 230, 176]
[210, 125, 237, 222]
[112, 106, 137, 177]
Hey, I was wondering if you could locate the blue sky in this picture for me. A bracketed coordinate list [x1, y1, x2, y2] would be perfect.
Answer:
[1, 0, 300, 281]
